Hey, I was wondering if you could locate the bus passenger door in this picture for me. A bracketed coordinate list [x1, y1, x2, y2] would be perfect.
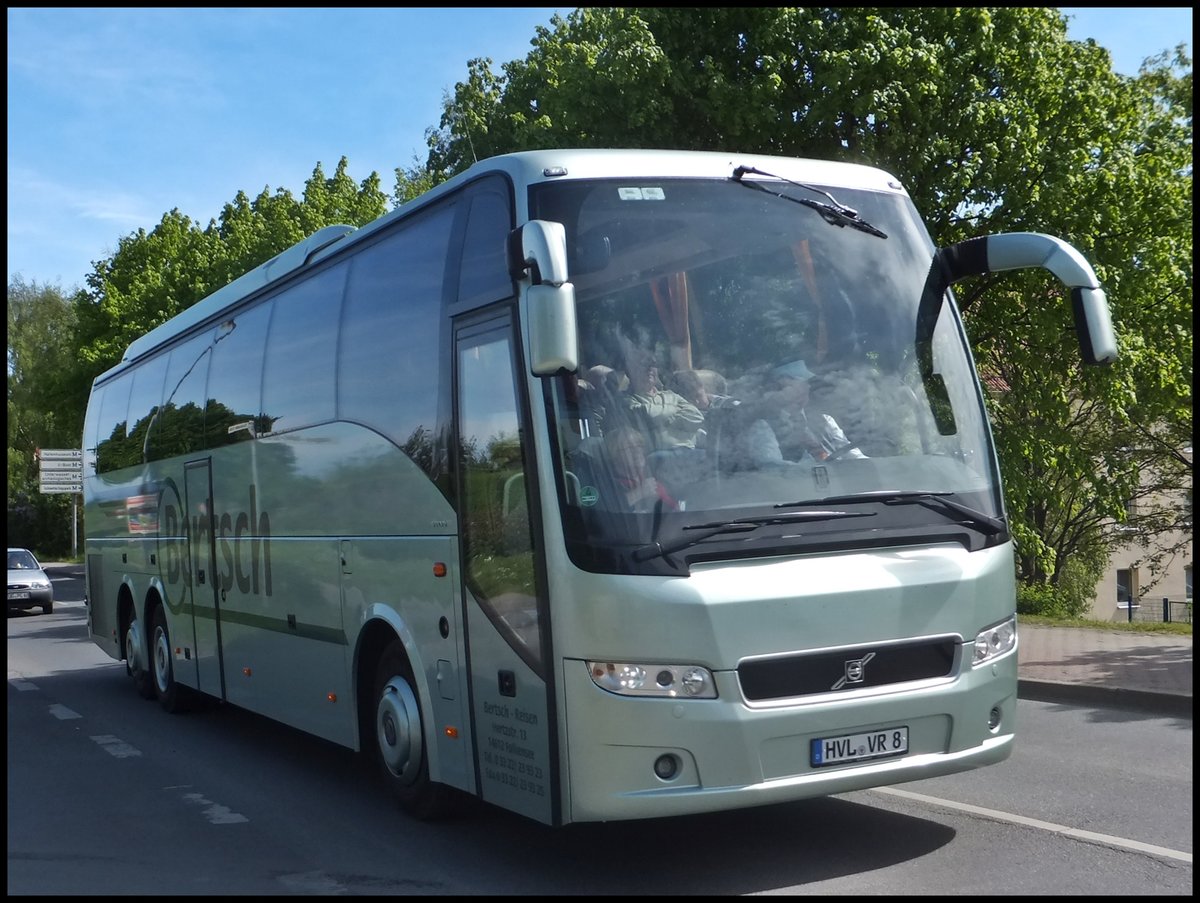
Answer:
[456, 316, 556, 825]
[185, 460, 225, 698]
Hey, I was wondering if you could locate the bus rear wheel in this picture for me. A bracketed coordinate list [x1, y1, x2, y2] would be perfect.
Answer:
[372, 641, 461, 820]
[125, 610, 155, 700]
[151, 605, 190, 713]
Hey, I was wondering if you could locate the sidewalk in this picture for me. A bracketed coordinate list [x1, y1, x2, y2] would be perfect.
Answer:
[1018, 623, 1193, 717]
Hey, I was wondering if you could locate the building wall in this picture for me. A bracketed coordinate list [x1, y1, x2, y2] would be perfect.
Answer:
[1090, 526, 1192, 623]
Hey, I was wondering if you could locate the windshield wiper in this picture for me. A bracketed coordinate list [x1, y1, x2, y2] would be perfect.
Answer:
[775, 490, 1006, 536]
[732, 165, 888, 239]
[632, 510, 875, 563]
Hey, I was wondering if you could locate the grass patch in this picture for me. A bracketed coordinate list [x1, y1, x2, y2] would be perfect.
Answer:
[1020, 614, 1192, 637]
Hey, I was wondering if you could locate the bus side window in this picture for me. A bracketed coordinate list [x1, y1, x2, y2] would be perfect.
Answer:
[457, 181, 515, 309]
[339, 206, 454, 462]
[95, 375, 132, 474]
[127, 354, 168, 464]
[262, 263, 347, 436]
[458, 326, 543, 672]
[205, 303, 271, 448]
[157, 329, 214, 461]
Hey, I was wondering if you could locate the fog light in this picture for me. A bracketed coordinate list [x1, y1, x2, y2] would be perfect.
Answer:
[653, 754, 679, 780]
[988, 706, 1002, 731]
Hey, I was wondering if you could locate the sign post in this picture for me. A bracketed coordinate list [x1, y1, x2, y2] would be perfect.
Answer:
[37, 449, 83, 558]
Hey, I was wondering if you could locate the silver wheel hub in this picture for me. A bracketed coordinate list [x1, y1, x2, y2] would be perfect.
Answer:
[126, 619, 145, 677]
[376, 677, 423, 786]
[153, 625, 171, 692]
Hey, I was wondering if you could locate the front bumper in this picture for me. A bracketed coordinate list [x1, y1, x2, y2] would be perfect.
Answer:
[8, 586, 53, 610]
[562, 646, 1017, 823]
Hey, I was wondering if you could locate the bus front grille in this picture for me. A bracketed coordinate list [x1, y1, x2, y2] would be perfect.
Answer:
[737, 637, 958, 701]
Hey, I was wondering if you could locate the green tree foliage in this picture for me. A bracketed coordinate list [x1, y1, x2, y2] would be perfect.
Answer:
[8, 160, 386, 551]
[419, 7, 1192, 593]
[68, 158, 387, 426]
[7, 278, 80, 553]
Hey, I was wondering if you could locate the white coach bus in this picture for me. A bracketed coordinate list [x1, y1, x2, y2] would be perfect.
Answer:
[82, 148, 1117, 826]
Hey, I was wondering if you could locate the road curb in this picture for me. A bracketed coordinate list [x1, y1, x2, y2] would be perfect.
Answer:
[1018, 679, 1193, 719]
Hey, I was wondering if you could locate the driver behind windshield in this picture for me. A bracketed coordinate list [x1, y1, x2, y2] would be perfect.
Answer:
[732, 359, 867, 467]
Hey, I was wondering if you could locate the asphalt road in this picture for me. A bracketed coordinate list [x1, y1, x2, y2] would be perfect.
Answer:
[8, 565, 1192, 895]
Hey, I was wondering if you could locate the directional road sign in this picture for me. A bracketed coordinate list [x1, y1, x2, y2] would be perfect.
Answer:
[37, 448, 83, 460]
[38, 448, 83, 494]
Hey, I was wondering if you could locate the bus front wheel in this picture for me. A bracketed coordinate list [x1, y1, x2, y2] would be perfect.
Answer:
[372, 641, 460, 820]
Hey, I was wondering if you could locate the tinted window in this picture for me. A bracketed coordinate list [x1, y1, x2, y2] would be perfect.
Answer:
[125, 353, 168, 464]
[458, 184, 514, 307]
[82, 385, 102, 477]
[262, 263, 347, 434]
[95, 375, 132, 474]
[458, 323, 542, 674]
[338, 205, 454, 453]
[206, 303, 272, 448]
[155, 328, 214, 461]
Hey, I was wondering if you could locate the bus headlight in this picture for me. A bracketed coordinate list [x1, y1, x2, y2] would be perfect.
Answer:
[586, 661, 717, 699]
[972, 616, 1017, 666]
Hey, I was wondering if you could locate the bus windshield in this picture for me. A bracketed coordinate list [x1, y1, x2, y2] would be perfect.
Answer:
[531, 175, 1001, 574]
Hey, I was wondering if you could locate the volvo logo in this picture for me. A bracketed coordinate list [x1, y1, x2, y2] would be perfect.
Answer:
[831, 651, 875, 690]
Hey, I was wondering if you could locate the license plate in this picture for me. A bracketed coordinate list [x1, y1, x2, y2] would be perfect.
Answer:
[811, 726, 909, 767]
[8, 590, 31, 600]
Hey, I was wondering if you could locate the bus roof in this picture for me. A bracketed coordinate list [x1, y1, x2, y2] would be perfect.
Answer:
[105, 148, 906, 380]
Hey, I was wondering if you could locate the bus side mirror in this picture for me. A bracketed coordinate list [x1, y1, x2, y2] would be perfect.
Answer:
[509, 220, 570, 286]
[1068, 285, 1117, 366]
[527, 283, 579, 375]
[985, 233, 1117, 365]
[509, 221, 579, 376]
[939, 232, 1118, 365]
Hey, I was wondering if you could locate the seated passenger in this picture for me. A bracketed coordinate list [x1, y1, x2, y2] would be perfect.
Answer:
[674, 368, 737, 414]
[603, 426, 680, 512]
[620, 349, 705, 451]
[577, 364, 625, 436]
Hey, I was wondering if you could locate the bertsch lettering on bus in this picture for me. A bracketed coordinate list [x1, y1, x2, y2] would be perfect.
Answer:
[161, 484, 272, 597]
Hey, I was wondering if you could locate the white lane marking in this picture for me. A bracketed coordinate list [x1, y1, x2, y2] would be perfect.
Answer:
[91, 734, 143, 758]
[871, 786, 1192, 864]
[49, 704, 81, 720]
[181, 791, 249, 824]
[9, 678, 39, 691]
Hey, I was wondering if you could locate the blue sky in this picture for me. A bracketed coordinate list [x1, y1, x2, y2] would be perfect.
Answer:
[6, 7, 1192, 291]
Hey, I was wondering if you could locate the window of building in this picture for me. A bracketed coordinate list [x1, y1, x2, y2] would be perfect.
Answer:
[1115, 497, 1139, 533]
[1116, 567, 1139, 609]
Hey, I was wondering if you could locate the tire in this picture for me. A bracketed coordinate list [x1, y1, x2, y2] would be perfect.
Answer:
[125, 610, 155, 700]
[371, 641, 462, 820]
[42, 600, 53, 615]
[150, 605, 190, 713]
